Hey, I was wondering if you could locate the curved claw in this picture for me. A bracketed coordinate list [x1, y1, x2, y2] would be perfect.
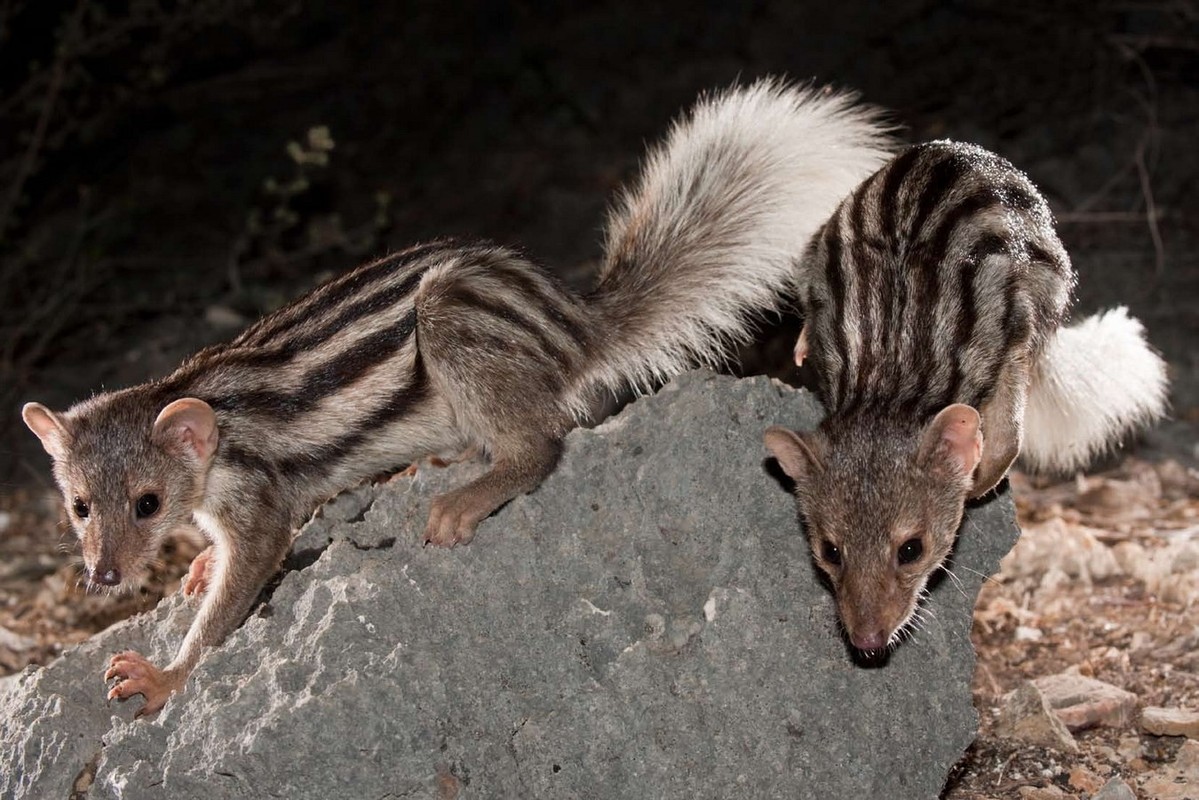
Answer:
[104, 650, 181, 717]
[423, 495, 481, 548]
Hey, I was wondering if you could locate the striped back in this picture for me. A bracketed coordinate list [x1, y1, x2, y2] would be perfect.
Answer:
[797, 141, 1074, 423]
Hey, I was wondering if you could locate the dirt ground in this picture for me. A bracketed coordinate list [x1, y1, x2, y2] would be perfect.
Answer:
[946, 459, 1199, 799]
[2, 2, 1197, 797]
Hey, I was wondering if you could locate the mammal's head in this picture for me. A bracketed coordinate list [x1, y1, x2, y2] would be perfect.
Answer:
[764, 404, 981, 655]
[22, 395, 218, 590]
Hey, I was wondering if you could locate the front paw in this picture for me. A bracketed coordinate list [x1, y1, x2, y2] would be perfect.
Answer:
[182, 546, 215, 598]
[104, 650, 183, 718]
[423, 493, 484, 548]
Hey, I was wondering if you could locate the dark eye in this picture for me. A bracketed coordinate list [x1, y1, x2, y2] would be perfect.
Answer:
[72, 498, 89, 519]
[821, 540, 842, 566]
[136, 493, 160, 518]
[898, 537, 924, 565]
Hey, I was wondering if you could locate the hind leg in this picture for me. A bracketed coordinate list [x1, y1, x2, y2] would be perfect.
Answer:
[417, 347, 571, 547]
[424, 436, 561, 546]
[412, 255, 586, 545]
[972, 361, 1030, 498]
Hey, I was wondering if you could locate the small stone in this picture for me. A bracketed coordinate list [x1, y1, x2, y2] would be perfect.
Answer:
[1141, 706, 1199, 738]
[1092, 777, 1136, 800]
[1018, 786, 1071, 800]
[1067, 765, 1105, 794]
[1016, 625, 1044, 641]
[997, 681, 1080, 753]
[0, 627, 36, 652]
[1117, 735, 1143, 761]
[1154, 458, 1197, 495]
[1033, 671, 1139, 731]
[1177, 739, 1199, 771]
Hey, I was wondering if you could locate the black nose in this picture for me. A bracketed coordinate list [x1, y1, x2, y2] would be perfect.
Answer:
[91, 568, 122, 586]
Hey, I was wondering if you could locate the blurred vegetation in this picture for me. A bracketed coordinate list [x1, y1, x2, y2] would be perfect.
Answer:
[0, 1, 393, 463]
[1, 1, 284, 436]
[229, 124, 392, 310]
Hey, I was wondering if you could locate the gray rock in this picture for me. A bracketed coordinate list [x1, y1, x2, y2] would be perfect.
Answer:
[1093, 777, 1137, 800]
[1141, 705, 1199, 739]
[1033, 671, 1140, 732]
[995, 681, 1081, 754]
[0, 372, 1020, 799]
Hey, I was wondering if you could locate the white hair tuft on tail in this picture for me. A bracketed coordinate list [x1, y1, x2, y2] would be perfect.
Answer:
[1021, 306, 1169, 474]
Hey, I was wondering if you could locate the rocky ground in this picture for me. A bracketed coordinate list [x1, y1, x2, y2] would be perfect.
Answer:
[2, 374, 1008, 799]
[944, 457, 1199, 799]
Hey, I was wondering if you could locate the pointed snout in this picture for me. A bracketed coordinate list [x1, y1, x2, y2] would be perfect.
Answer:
[838, 572, 907, 655]
[849, 629, 888, 653]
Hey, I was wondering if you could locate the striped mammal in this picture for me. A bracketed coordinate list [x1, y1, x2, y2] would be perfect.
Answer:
[766, 140, 1168, 656]
[22, 81, 894, 715]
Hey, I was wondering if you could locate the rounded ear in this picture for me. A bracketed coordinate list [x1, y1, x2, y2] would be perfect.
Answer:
[152, 398, 219, 464]
[918, 404, 982, 482]
[764, 426, 825, 485]
[22, 402, 72, 460]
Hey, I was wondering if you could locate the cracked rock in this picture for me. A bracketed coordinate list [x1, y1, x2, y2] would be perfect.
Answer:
[1033, 671, 1140, 732]
[996, 681, 1081, 754]
[0, 372, 1020, 798]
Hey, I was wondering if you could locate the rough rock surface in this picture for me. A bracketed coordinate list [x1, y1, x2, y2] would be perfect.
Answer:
[0, 372, 1020, 799]
[996, 682, 1081, 754]
[1141, 706, 1199, 739]
[1093, 778, 1137, 800]
[1032, 672, 1140, 732]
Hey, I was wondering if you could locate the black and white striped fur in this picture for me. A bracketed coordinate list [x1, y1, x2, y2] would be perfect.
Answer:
[765, 140, 1167, 656]
[22, 80, 895, 715]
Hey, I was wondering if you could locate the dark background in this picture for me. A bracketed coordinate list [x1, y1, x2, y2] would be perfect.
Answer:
[3, 0, 1196, 486]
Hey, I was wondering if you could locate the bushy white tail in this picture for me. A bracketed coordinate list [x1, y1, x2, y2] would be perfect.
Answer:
[578, 80, 895, 401]
[1021, 307, 1169, 474]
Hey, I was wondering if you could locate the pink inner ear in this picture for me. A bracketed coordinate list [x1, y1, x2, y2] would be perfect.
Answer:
[22, 402, 70, 460]
[920, 402, 987, 479]
[764, 425, 822, 484]
[926, 404, 983, 479]
[153, 398, 219, 464]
